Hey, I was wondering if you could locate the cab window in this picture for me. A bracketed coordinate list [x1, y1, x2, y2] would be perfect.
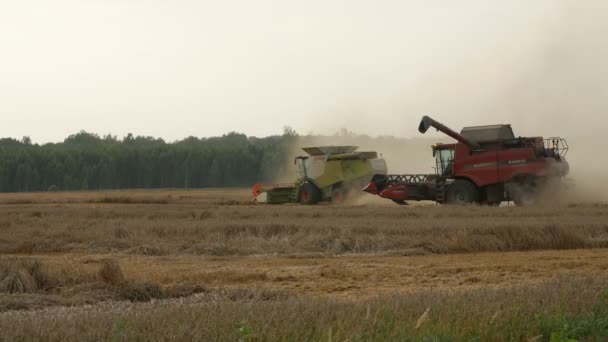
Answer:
[435, 148, 454, 176]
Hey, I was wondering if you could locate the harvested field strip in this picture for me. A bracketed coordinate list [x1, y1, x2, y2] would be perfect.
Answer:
[4, 248, 607, 300]
[0, 194, 606, 256]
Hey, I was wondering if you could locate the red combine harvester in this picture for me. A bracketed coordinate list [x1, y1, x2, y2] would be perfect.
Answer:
[363, 116, 569, 205]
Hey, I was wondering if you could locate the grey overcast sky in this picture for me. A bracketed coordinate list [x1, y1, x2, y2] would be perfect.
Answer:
[1, 1, 608, 143]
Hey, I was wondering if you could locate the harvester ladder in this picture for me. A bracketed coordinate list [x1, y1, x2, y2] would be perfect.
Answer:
[289, 188, 298, 203]
[435, 179, 446, 204]
[289, 180, 306, 203]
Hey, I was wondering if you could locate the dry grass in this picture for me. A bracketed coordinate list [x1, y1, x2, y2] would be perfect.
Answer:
[0, 189, 606, 257]
[98, 259, 125, 286]
[0, 260, 49, 294]
[0, 188, 250, 206]
[0, 276, 606, 341]
[0, 189, 606, 339]
[0, 257, 211, 311]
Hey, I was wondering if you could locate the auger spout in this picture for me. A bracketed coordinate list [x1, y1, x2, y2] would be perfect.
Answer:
[418, 115, 480, 149]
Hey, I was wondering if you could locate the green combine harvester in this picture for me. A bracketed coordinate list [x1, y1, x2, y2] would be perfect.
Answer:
[252, 146, 387, 204]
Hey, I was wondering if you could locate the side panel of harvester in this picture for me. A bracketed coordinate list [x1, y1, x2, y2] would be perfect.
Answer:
[451, 143, 498, 187]
[302, 152, 387, 203]
[450, 138, 569, 187]
[312, 158, 380, 189]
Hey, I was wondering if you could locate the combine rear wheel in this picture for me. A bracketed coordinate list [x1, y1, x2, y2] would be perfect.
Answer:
[507, 185, 537, 206]
[506, 177, 542, 206]
[299, 182, 321, 205]
[445, 180, 480, 205]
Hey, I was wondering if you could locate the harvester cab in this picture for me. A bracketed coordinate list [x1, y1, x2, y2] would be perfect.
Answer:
[294, 156, 309, 179]
[253, 146, 387, 204]
[432, 144, 455, 177]
[364, 115, 569, 206]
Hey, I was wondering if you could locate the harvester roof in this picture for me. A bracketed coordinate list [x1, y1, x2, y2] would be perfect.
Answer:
[460, 124, 514, 143]
[301, 146, 378, 160]
[302, 146, 358, 156]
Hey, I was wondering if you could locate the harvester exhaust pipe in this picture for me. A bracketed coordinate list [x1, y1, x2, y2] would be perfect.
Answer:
[418, 115, 480, 149]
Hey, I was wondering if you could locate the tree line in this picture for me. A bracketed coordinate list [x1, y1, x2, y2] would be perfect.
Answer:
[0, 130, 298, 193]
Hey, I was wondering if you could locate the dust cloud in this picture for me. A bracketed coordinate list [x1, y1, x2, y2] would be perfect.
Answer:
[281, 2, 608, 202]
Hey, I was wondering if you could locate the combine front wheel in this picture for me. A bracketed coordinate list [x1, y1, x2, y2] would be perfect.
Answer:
[445, 180, 480, 205]
[299, 182, 321, 205]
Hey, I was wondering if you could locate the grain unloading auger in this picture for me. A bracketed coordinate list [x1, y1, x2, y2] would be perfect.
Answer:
[363, 116, 569, 205]
[252, 146, 387, 204]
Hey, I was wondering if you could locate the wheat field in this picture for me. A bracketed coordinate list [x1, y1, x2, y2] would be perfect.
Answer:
[0, 189, 607, 340]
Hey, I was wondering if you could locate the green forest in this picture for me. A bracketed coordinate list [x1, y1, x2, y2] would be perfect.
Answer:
[0, 130, 298, 193]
